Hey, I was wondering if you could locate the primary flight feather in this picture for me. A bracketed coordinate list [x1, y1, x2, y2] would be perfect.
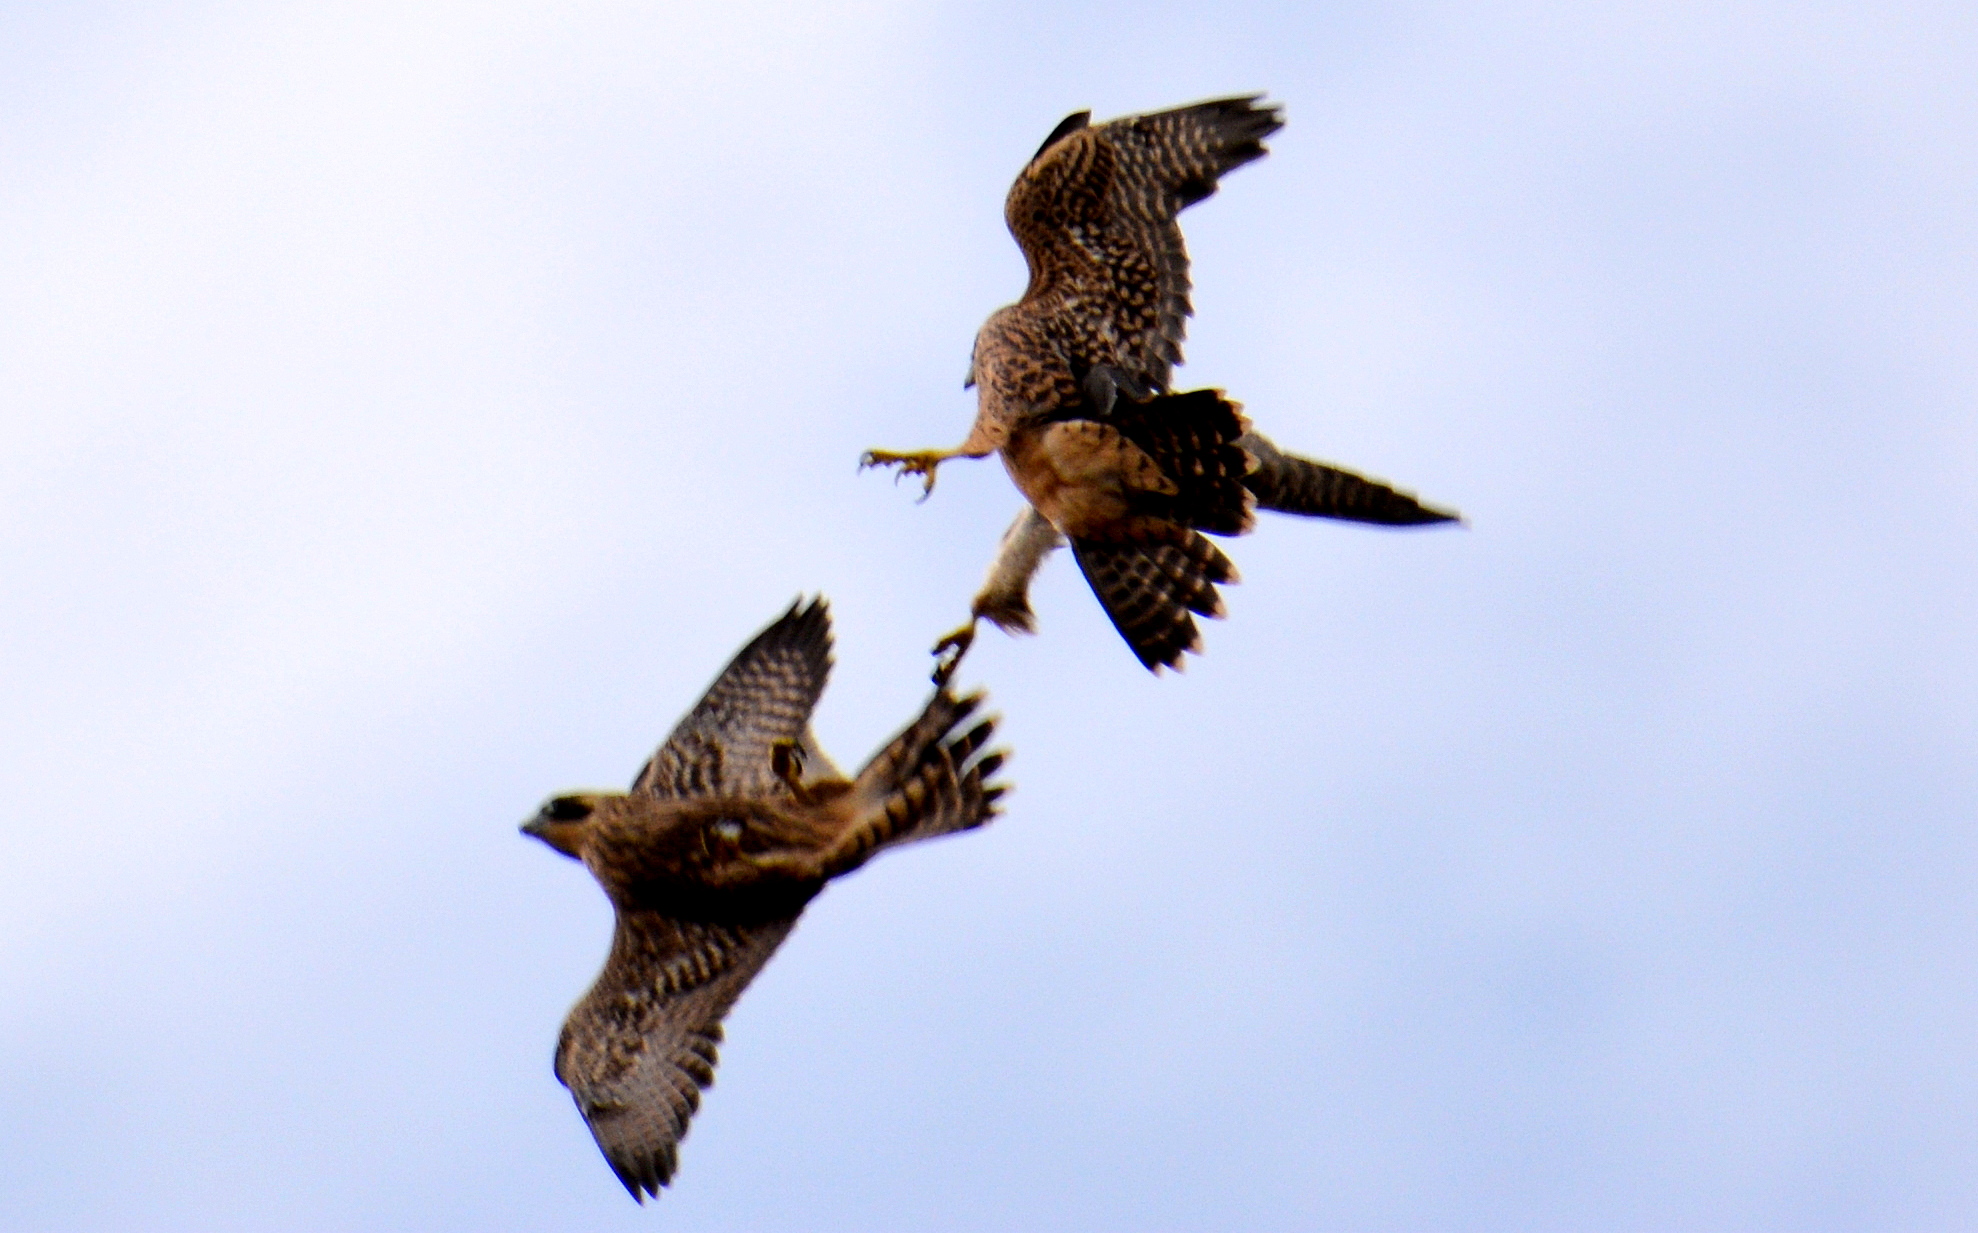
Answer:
[862, 95, 1458, 675]
[522, 599, 1007, 1199]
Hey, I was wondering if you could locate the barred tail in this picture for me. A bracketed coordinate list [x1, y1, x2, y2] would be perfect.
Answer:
[1105, 388, 1256, 535]
[821, 690, 1006, 877]
[1071, 525, 1237, 672]
[1240, 432, 1460, 526]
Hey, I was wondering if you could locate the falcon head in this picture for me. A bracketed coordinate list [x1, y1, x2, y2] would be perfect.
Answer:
[521, 792, 621, 859]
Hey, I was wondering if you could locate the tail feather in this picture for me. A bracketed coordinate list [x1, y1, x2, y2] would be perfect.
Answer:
[1105, 389, 1256, 535]
[1071, 525, 1236, 671]
[1241, 433, 1459, 526]
[821, 691, 1006, 876]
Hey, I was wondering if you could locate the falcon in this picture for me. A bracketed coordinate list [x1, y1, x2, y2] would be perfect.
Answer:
[522, 598, 1007, 1200]
[860, 95, 1459, 676]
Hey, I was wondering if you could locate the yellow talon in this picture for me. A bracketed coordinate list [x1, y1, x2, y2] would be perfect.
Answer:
[859, 448, 947, 500]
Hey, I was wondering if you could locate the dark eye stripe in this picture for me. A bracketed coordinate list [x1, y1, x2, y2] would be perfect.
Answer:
[547, 796, 594, 821]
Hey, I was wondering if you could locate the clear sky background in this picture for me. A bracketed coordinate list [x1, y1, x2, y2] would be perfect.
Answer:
[4, 2, 1974, 1229]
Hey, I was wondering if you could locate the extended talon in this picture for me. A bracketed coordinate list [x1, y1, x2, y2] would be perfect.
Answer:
[859, 448, 946, 500]
[930, 620, 979, 687]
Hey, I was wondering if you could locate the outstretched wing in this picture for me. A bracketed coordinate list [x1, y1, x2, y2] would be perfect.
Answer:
[632, 598, 834, 800]
[1006, 95, 1282, 397]
[555, 911, 801, 1202]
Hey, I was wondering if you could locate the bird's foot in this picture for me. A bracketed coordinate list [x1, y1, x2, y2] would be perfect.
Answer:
[770, 739, 807, 792]
[859, 448, 951, 500]
[930, 620, 978, 687]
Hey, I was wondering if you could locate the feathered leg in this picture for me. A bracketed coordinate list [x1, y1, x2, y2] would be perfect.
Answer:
[932, 505, 1065, 684]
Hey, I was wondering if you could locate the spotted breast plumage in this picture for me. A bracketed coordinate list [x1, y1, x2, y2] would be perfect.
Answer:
[522, 598, 1007, 1200]
[860, 95, 1459, 676]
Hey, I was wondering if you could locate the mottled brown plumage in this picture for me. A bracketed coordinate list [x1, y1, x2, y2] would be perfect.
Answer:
[945, 430, 1461, 671]
[863, 95, 1278, 479]
[861, 95, 1460, 675]
[522, 599, 1007, 1200]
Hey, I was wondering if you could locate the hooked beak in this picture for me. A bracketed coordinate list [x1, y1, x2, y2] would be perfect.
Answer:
[520, 808, 587, 859]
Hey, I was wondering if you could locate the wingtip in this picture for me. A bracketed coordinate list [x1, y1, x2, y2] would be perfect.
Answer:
[1235, 91, 1285, 127]
[1032, 108, 1093, 162]
[611, 1159, 664, 1204]
[767, 593, 835, 659]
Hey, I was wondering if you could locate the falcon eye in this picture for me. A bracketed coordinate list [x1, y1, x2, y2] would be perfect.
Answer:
[546, 796, 594, 822]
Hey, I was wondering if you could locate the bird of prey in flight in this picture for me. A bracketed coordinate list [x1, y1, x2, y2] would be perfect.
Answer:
[860, 95, 1458, 676]
[522, 599, 1007, 1200]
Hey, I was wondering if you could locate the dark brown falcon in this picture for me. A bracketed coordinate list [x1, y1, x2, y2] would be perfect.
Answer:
[860, 95, 1459, 676]
[522, 599, 1007, 1200]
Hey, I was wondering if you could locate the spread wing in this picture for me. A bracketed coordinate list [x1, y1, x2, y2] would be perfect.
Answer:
[1005, 95, 1282, 398]
[632, 598, 833, 800]
[554, 910, 801, 1201]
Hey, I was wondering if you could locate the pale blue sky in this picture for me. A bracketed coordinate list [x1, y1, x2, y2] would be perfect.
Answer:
[3, 3, 1975, 1229]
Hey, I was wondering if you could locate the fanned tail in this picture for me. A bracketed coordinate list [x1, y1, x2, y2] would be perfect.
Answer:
[1105, 388, 1256, 535]
[1240, 432, 1460, 526]
[1071, 524, 1237, 672]
[821, 691, 1007, 876]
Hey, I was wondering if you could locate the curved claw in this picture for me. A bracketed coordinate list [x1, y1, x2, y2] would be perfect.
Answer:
[770, 738, 806, 791]
[858, 448, 943, 501]
[930, 620, 978, 687]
